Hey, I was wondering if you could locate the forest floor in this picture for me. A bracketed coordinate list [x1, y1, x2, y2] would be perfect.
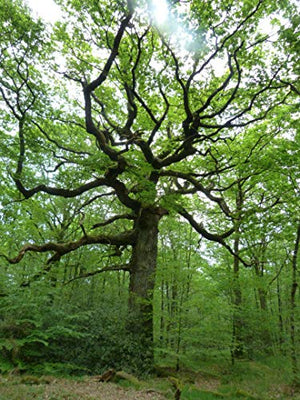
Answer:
[0, 375, 166, 400]
[0, 360, 299, 400]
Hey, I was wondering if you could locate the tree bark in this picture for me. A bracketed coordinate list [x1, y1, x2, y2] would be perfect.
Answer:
[127, 206, 166, 370]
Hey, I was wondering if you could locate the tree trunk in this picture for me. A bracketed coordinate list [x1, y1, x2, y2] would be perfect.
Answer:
[232, 240, 244, 362]
[253, 237, 268, 312]
[290, 223, 300, 385]
[127, 206, 166, 371]
[276, 274, 284, 346]
[231, 184, 244, 362]
[258, 287, 267, 311]
[160, 279, 165, 349]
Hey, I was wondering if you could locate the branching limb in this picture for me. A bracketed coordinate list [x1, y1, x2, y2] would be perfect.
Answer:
[64, 263, 131, 285]
[2, 230, 136, 265]
[86, 14, 132, 93]
[147, 85, 170, 145]
[160, 170, 232, 217]
[268, 260, 287, 287]
[132, 90, 158, 124]
[13, 177, 108, 199]
[179, 208, 234, 242]
[279, 79, 300, 96]
[32, 120, 91, 156]
[160, 36, 192, 125]
[77, 192, 115, 212]
[179, 208, 251, 267]
[92, 213, 135, 229]
[13, 171, 140, 211]
[198, 46, 243, 120]
[83, 11, 133, 161]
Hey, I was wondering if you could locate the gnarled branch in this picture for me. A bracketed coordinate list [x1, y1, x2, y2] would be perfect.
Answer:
[179, 208, 251, 267]
[2, 229, 136, 265]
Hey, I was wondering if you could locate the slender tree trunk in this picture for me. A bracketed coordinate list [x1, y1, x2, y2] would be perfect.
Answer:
[171, 277, 178, 349]
[175, 290, 184, 372]
[276, 273, 284, 352]
[253, 257, 272, 353]
[253, 238, 268, 311]
[290, 223, 300, 385]
[160, 279, 165, 349]
[231, 183, 244, 363]
[258, 287, 267, 311]
[166, 281, 171, 347]
[117, 271, 122, 297]
[127, 206, 166, 371]
[254, 259, 267, 312]
[88, 275, 95, 307]
[232, 238, 243, 362]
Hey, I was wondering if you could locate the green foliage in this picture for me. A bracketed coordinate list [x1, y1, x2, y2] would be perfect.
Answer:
[0, 287, 91, 374]
[0, 274, 157, 375]
[182, 388, 227, 400]
[181, 388, 259, 400]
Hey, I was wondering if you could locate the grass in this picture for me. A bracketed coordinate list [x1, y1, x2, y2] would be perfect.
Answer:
[158, 356, 300, 400]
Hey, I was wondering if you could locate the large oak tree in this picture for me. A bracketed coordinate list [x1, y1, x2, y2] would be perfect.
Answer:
[0, 0, 298, 369]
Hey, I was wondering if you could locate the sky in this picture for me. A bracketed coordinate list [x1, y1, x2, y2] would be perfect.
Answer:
[26, 0, 61, 23]
[25, 0, 169, 24]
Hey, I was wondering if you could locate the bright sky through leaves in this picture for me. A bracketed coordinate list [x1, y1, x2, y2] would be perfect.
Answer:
[25, 0, 60, 23]
[26, 0, 170, 25]
[151, 0, 168, 24]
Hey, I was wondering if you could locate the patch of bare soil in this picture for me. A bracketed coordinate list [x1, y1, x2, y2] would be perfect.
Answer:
[194, 372, 220, 392]
[47, 379, 167, 400]
[0, 376, 168, 400]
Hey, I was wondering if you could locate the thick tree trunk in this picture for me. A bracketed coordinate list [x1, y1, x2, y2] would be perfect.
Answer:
[127, 206, 166, 371]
